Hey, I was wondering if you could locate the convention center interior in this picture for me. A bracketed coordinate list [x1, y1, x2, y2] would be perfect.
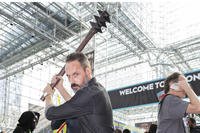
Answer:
[0, 1, 200, 133]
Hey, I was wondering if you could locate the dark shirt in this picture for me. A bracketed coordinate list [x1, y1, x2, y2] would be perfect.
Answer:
[46, 78, 114, 133]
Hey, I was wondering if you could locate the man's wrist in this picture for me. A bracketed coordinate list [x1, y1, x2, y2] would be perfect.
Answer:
[45, 93, 52, 98]
[57, 86, 65, 91]
[43, 92, 52, 97]
[45, 94, 53, 106]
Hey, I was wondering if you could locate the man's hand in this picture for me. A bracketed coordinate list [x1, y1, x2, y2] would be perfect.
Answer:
[43, 83, 55, 97]
[178, 75, 191, 91]
[178, 74, 187, 82]
[51, 75, 72, 101]
[51, 75, 64, 90]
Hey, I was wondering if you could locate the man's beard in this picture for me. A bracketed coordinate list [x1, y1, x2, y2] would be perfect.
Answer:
[71, 83, 81, 92]
[71, 75, 90, 93]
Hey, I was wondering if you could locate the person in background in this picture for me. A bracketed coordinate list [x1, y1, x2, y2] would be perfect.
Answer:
[43, 52, 114, 133]
[188, 117, 200, 133]
[123, 129, 130, 133]
[114, 128, 122, 133]
[148, 124, 157, 133]
[13, 111, 40, 133]
[157, 72, 200, 133]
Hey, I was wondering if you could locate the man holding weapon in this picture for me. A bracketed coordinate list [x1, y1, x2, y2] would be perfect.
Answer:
[42, 10, 114, 133]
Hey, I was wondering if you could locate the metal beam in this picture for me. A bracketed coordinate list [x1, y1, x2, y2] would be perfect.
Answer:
[0, 8, 58, 42]
[27, 3, 77, 36]
[0, 40, 49, 68]
[0, 49, 68, 80]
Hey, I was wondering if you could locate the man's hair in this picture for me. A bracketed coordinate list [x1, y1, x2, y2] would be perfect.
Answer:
[66, 52, 91, 69]
[189, 117, 196, 125]
[123, 129, 130, 133]
[149, 124, 157, 133]
[18, 111, 40, 131]
[164, 72, 181, 94]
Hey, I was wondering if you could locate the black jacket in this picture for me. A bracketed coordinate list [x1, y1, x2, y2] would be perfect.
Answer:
[45, 78, 114, 133]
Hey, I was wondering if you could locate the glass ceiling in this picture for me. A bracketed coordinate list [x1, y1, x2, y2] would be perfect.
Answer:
[122, 1, 200, 47]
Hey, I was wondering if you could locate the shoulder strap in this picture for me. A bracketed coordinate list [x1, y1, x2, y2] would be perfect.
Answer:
[158, 94, 170, 114]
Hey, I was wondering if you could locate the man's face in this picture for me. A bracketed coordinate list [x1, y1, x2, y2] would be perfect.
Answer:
[65, 60, 89, 92]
